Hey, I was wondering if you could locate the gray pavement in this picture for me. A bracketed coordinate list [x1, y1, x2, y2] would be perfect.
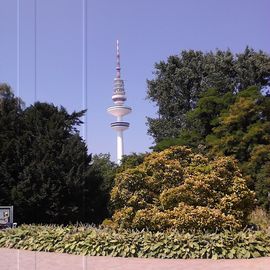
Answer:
[0, 248, 269, 270]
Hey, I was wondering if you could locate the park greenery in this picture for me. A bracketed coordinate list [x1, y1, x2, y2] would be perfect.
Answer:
[108, 146, 255, 231]
[0, 46, 270, 258]
[147, 47, 270, 142]
[147, 47, 270, 212]
[0, 225, 270, 259]
[0, 83, 115, 224]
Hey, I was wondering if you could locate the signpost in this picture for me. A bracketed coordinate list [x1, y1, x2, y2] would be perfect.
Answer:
[0, 206, 16, 229]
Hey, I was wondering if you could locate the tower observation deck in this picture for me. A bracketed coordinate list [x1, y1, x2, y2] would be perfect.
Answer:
[107, 40, 132, 164]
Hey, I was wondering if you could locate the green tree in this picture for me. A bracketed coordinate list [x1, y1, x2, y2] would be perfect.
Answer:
[155, 86, 270, 211]
[153, 88, 234, 152]
[0, 84, 109, 224]
[207, 87, 270, 161]
[12, 102, 92, 224]
[236, 47, 270, 90]
[207, 87, 270, 208]
[0, 84, 24, 209]
[118, 152, 147, 172]
[88, 154, 117, 221]
[109, 146, 255, 231]
[147, 48, 270, 142]
[255, 161, 270, 211]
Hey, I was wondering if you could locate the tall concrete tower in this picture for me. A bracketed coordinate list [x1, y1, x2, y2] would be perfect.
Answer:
[107, 40, 132, 164]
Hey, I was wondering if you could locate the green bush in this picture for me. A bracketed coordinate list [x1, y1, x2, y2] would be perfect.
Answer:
[0, 225, 269, 259]
[249, 208, 270, 232]
[109, 146, 255, 231]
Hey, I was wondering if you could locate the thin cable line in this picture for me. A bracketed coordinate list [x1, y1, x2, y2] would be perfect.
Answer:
[16, 0, 20, 98]
[82, 0, 88, 144]
[34, 0, 37, 102]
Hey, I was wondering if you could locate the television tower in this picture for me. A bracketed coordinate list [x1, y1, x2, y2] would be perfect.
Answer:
[107, 40, 132, 164]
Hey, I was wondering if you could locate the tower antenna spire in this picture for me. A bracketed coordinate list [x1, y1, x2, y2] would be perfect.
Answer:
[116, 40, 121, 78]
[107, 40, 132, 164]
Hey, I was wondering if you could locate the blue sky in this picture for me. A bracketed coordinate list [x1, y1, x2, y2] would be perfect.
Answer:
[0, 0, 269, 161]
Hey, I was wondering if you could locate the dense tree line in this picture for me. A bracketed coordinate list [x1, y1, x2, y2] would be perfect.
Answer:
[147, 47, 270, 211]
[147, 47, 270, 142]
[0, 84, 115, 224]
[1, 46, 270, 227]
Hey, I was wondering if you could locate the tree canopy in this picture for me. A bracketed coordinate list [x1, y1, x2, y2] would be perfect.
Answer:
[0, 84, 112, 224]
[147, 47, 270, 142]
[206, 86, 270, 209]
[152, 85, 270, 211]
[109, 146, 255, 231]
[147, 48, 270, 212]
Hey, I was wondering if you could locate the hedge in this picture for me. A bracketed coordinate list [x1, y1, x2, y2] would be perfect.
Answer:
[0, 225, 270, 259]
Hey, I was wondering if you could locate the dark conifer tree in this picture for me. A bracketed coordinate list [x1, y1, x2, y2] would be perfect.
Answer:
[0, 84, 112, 224]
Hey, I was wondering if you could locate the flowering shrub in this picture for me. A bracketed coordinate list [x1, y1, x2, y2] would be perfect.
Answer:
[109, 146, 255, 231]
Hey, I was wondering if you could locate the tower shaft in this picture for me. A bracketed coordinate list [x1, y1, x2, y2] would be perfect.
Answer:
[107, 40, 132, 164]
[117, 131, 124, 163]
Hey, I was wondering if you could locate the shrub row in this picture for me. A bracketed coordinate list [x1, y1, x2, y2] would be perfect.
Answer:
[0, 225, 270, 259]
[110, 147, 255, 231]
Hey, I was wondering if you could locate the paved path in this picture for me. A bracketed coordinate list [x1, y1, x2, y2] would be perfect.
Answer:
[0, 248, 270, 270]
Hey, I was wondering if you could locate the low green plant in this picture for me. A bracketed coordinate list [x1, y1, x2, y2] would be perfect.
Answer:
[0, 225, 269, 259]
[249, 207, 270, 232]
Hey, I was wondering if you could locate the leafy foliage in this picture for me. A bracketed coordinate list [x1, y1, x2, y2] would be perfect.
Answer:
[248, 208, 270, 233]
[153, 85, 270, 211]
[153, 88, 234, 151]
[0, 225, 269, 259]
[88, 154, 117, 221]
[207, 87, 270, 209]
[117, 152, 147, 172]
[109, 146, 255, 231]
[0, 84, 111, 224]
[0, 84, 25, 208]
[147, 48, 270, 142]
[207, 87, 270, 161]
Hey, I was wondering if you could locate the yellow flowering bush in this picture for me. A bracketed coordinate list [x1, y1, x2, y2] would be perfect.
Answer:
[109, 146, 255, 231]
